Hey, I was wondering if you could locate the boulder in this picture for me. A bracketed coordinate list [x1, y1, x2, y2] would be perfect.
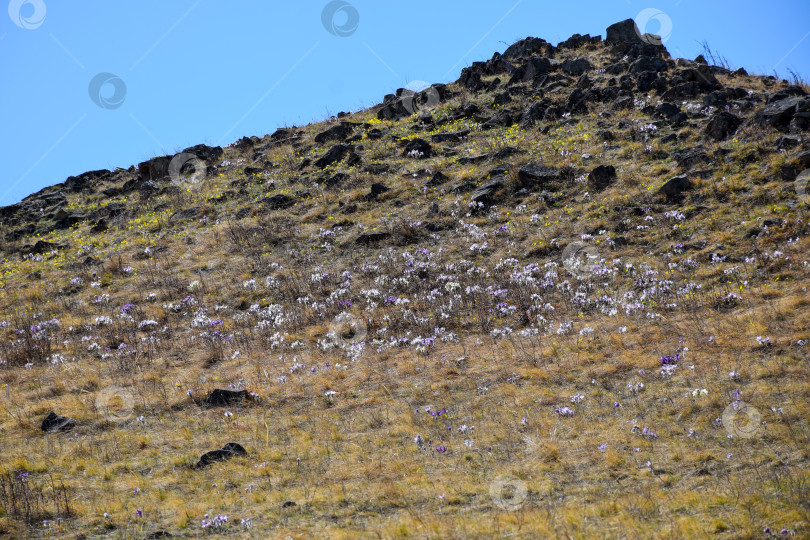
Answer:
[705, 111, 742, 140]
[314, 144, 351, 168]
[503, 37, 555, 60]
[402, 139, 432, 159]
[41, 411, 76, 433]
[561, 58, 591, 76]
[203, 389, 249, 407]
[658, 175, 693, 203]
[471, 177, 505, 206]
[755, 96, 808, 131]
[137, 156, 173, 180]
[261, 194, 295, 210]
[425, 171, 450, 187]
[673, 147, 710, 169]
[181, 144, 223, 164]
[518, 164, 560, 188]
[314, 124, 354, 144]
[195, 442, 247, 468]
[587, 165, 617, 190]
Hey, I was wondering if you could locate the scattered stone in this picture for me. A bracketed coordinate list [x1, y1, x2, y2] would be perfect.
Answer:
[705, 111, 742, 140]
[261, 194, 295, 210]
[314, 144, 352, 169]
[41, 411, 76, 433]
[314, 124, 354, 144]
[203, 389, 249, 407]
[425, 171, 450, 187]
[775, 135, 801, 151]
[587, 165, 617, 190]
[658, 175, 693, 203]
[673, 147, 710, 169]
[356, 232, 391, 245]
[170, 208, 202, 222]
[182, 144, 224, 164]
[755, 96, 808, 131]
[402, 139, 432, 159]
[471, 177, 505, 206]
[364, 183, 390, 200]
[457, 154, 490, 165]
[431, 130, 470, 143]
[561, 58, 591, 76]
[281, 501, 297, 509]
[518, 164, 560, 188]
[195, 442, 247, 468]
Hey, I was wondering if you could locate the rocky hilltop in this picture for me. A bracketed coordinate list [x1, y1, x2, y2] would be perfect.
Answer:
[0, 19, 808, 539]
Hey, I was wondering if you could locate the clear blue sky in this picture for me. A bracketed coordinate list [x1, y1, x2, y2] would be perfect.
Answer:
[2, 0, 809, 206]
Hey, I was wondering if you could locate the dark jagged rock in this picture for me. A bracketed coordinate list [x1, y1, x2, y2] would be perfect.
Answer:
[779, 150, 810, 181]
[775, 135, 802, 151]
[755, 96, 809, 132]
[655, 102, 681, 120]
[182, 144, 224, 164]
[314, 144, 351, 168]
[557, 33, 600, 50]
[508, 57, 553, 84]
[402, 139, 432, 159]
[195, 442, 247, 468]
[137, 156, 173, 180]
[356, 232, 391, 245]
[170, 208, 202, 222]
[471, 177, 505, 206]
[314, 124, 354, 144]
[629, 56, 669, 74]
[41, 411, 76, 433]
[64, 169, 111, 193]
[518, 164, 560, 188]
[364, 183, 390, 200]
[203, 389, 249, 407]
[364, 163, 390, 174]
[503, 37, 555, 60]
[673, 147, 710, 169]
[457, 154, 490, 165]
[262, 194, 296, 210]
[587, 165, 617, 191]
[431, 130, 470, 143]
[425, 171, 450, 188]
[658, 175, 693, 203]
[561, 58, 591, 76]
[705, 111, 742, 140]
